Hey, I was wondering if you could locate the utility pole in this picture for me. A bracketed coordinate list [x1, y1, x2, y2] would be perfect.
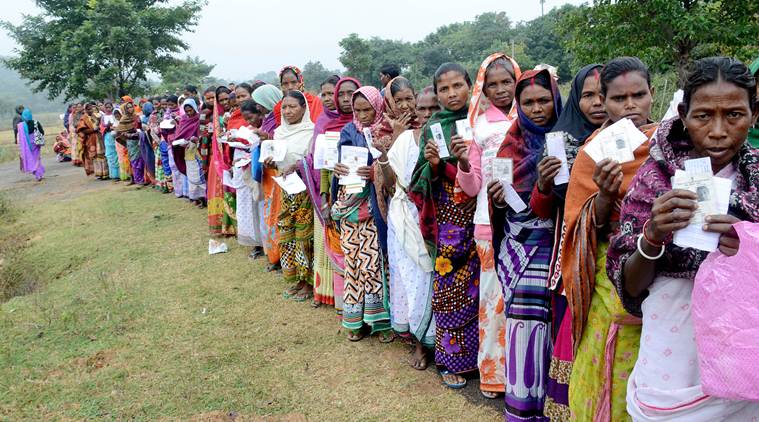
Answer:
[540, 0, 545, 16]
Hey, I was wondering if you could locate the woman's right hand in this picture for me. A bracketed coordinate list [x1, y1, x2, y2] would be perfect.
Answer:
[450, 134, 469, 171]
[536, 156, 563, 194]
[646, 189, 698, 244]
[263, 157, 276, 169]
[424, 139, 440, 168]
[333, 163, 349, 177]
[487, 180, 506, 208]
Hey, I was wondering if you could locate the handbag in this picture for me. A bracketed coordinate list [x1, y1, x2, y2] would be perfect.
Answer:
[33, 121, 45, 146]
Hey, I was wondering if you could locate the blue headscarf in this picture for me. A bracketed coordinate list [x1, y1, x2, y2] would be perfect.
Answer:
[141, 102, 154, 124]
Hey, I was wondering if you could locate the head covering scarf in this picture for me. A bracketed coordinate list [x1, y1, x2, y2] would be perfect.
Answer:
[351, 86, 384, 132]
[497, 68, 563, 194]
[115, 103, 136, 134]
[274, 91, 315, 170]
[468, 53, 522, 127]
[553, 64, 604, 166]
[279, 65, 305, 91]
[141, 102, 154, 125]
[273, 66, 324, 126]
[22, 109, 35, 134]
[607, 117, 759, 317]
[171, 98, 201, 175]
[253, 84, 284, 137]
[121, 95, 134, 104]
[382, 76, 422, 130]
[17, 108, 44, 179]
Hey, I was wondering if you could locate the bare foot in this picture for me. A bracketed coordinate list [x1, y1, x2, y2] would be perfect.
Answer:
[408, 342, 428, 370]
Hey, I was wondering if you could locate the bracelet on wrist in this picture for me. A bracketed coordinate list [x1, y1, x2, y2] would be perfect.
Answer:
[637, 233, 665, 260]
[642, 219, 665, 247]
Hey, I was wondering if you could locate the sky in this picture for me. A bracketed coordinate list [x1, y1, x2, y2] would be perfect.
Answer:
[0, 0, 585, 81]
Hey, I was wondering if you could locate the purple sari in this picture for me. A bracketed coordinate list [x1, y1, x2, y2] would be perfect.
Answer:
[17, 121, 44, 180]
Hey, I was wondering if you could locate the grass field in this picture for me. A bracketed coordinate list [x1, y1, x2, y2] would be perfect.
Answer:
[0, 161, 499, 421]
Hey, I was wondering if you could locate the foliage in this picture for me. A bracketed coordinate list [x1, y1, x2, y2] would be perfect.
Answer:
[301, 61, 341, 92]
[153, 56, 214, 95]
[2, 0, 205, 101]
[0, 60, 65, 119]
[561, 0, 759, 81]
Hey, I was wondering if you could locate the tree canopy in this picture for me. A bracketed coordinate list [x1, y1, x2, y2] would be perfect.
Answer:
[2, 0, 204, 101]
[153, 56, 215, 94]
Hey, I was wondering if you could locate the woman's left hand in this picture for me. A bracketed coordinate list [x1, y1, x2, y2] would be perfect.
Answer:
[281, 165, 297, 176]
[357, 165, 373, 180]
[703, 214, 741, 256]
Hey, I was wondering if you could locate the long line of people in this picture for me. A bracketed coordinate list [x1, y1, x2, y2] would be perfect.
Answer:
[22, 54, 759, 421]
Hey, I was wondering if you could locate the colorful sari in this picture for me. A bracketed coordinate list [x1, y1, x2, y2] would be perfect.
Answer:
[140, 104, 156, 185]
[409, 102, 479, 375]
[489, 69, 562, 421]
[17, 110, 44, 180]
[207, 101, 235, 235]
[77, 113, 107, 177]
[456, 53, 521, 393]
[104, 129, 120, 179]
[331, 86, 390, 333]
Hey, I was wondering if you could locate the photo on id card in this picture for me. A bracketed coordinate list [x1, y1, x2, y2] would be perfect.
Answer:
[673, 171, 717, 225]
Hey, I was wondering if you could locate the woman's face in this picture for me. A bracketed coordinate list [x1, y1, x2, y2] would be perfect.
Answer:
[436, 71, 470, 111]
[280, 71, 300, 95]
[235, 87, 251, 103]
[681, 79, 757, 172]
[320, 83, 336, 110]
[86, 105, 96, 116]
[519, 84, 555, 127]
[337, 81, 358, 114]
[484, 65, 516, 110]
[281, 96, 306, 125]
[204, 92, 215, 105]
[602, 71, 653, 127]
[125, 103, 134, 114]
[242, 110, 263, 127]
[352, 95, 376, 127]
[104, 103, 113, 113]
[184, 105, 196, 117]
[217, 92, 229, 110]
[579, 71, 607, 126]
[392, 87, 416, 116]
[415, 92, 440, 127]
[167, 101, 178, 110]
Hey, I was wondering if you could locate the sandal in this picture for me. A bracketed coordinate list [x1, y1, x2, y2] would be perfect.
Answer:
[283, 284, 301, 298]
[293, 289, 313, 303]
[440, 370, 467, 389]
[378, 331, 395, 344]
[311, 299, 322, 308]
[266, 263, 281, 272]
[481, 390, 500, 399]
[346, 329, 364, 342]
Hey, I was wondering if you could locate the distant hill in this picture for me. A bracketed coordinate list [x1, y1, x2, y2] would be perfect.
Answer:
[0, 58, 67, 120]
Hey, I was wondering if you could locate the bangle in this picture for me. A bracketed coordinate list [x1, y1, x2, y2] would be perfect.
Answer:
[377, 159, 389, 166]
[642, 219, 664, 247]
[637, 233, 665, 260]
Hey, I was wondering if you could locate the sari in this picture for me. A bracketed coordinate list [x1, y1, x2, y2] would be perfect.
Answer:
[207, 101, 236, 235]
[103, 129, 119, 179]
[409, 102, 479, 375]
[140, 103, 156, 185]
[254, 85, 285, 262]
[331, 86, 390, 333]
[456, 53, 522, 393]
[77, 112, 107, 177]
[538, 64, 604, 420]
[489, 69, 562, 421]
[274, 92, 315, 284]
[116, 105, 144, 184]
[607, 117, 759, 420]
[560, 122, 656, 422]
[175, 99, 205, 201]
[164, 106, 186, 197]
[70, 108, 83, 167]
[17, 110, 44, 180]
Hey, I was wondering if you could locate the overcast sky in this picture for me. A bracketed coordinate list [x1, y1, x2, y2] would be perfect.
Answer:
[0, 0, 585, 81]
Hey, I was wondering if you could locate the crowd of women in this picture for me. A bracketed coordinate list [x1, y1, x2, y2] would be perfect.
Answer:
[20, 53, 759, 421]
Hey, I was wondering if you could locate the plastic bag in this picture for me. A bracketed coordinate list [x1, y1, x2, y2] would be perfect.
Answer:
[692, 221, 759, 401]
[208, 239, 228, 255]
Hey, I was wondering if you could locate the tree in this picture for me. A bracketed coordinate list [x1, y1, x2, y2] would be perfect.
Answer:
[301, 61, 340, 92]
[2, 0, 205, 101]
[514, 5, 576, 82]
[561, 0, 759, 81]
[154, 56, 214, 94]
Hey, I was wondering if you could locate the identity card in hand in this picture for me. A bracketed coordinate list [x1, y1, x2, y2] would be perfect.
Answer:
[545, 131, 570, 185]
[430, 123, 450, 158]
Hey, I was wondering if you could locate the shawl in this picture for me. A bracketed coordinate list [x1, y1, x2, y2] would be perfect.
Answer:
[301, 77, 361, 223]
[468, 53, 522, 128]
[553, 64, 603, 167]
[561, 122, 657, 352]
[273, 91, 315, 171]
[141, 102, 154, 125]
[115, 104, 136, 134]
[409, 104, 469, 258]
[497, 69, 563, 194]
[172, 99, 201, 174]
[748, 57, 759, 148]
[272, 66, 324, 125]
[607, 117, 759, 317]
[379, 76, 422, 136]
[331, 121, 388, 252]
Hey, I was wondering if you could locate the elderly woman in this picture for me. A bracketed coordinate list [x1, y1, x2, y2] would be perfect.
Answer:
[608, 56, 759, 420]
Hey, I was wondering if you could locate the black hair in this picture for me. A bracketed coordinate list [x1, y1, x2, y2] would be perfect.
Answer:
[251, 81, 266, 92]
[201, 102, 214, 112]
[283, 91, 307, 108]
[204, 86, 216, 95]
[485, 57, 516, 80]
[240, 99, 262, 114]
[682, 56, 757, 114]
[166, 95, 179, 104]
[600, 56, 651, 96]
[321, 74, 341, 89]
[390, 77, 415, 97]
[184, 85, 198, 94]
[432, 62, 472, 94]
[380, 64, 401, 79]
[215, 86, 231, 98]
[515, 69, 552, 101]
[236, 82, 253, 94]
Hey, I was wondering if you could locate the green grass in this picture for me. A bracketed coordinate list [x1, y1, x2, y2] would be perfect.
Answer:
[0, 184, 498, 421]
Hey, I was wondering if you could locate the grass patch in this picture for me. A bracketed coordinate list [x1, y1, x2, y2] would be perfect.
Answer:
[0, 185, 498, 420]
